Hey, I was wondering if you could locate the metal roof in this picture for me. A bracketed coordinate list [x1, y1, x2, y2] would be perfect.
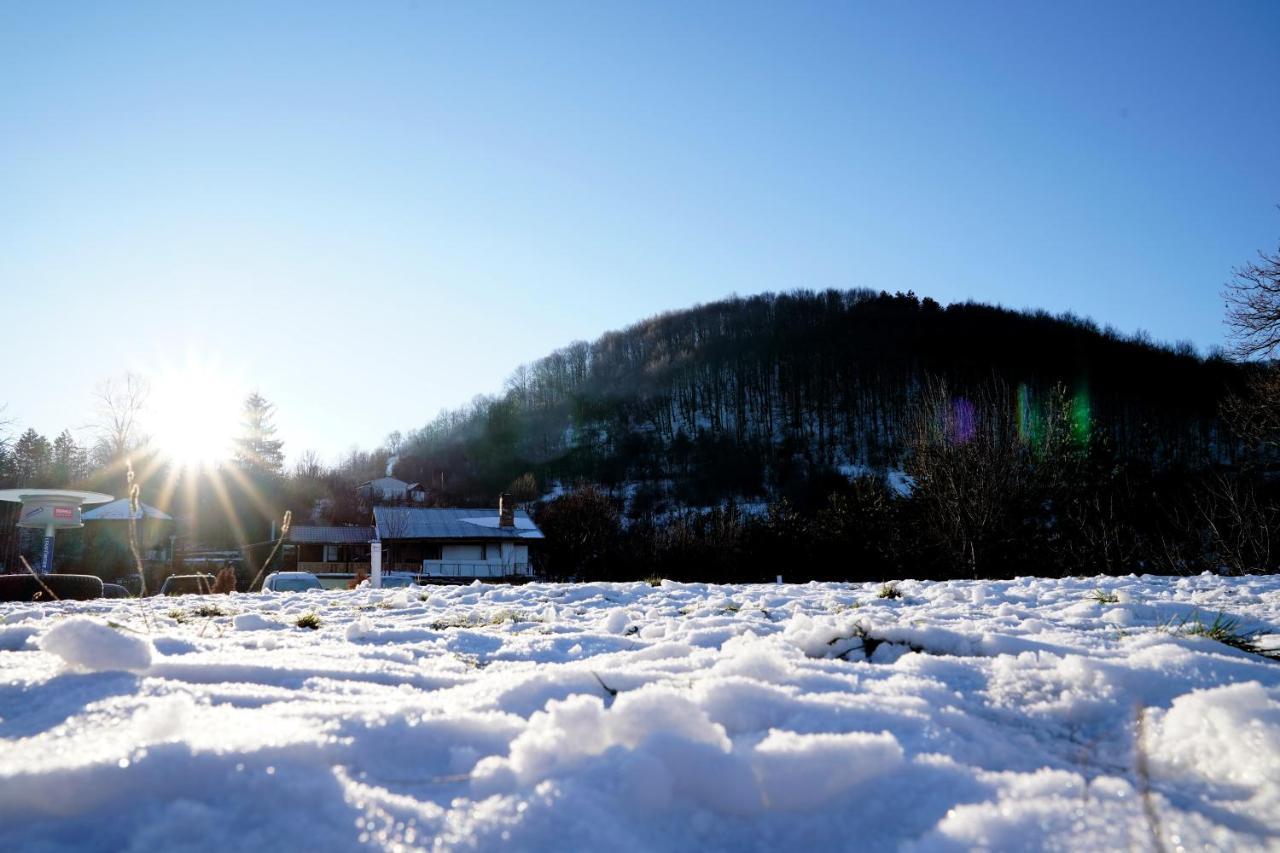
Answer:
[373, 507, 544, 541]
[82, 499, 173, 521]
[289, 525, 375, 544]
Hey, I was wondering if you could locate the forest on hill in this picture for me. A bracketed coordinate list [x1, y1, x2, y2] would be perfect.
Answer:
[394, 289, 1243, 507]
[372, 287, 1280, 582]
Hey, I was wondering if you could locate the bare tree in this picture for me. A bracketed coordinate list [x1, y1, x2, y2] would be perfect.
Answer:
[1225, 238, 1280, 359]
[1222, 235, 1280, 452]
[1222, 368, 1280, 453]
[1193, 470, 1277, 575]
[905, 377, 1027, 576]
[91, 372, 150, 466]
[293, 449, 325, 480]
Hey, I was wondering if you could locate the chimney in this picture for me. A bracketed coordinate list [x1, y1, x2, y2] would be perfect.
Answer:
[499, 493, 515, 528]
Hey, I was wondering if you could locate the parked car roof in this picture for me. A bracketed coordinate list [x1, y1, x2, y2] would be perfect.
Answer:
[160, 574, 216, 595]
[262, 572, 322, 592]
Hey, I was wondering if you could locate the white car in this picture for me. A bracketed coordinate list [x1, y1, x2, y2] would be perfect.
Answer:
[261, 572, 322, 593]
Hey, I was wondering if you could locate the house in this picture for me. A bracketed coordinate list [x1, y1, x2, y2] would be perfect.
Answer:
[357, 477, 426, 504]
[80, 498, 176, 573]
[374, 500, 543, 578]
[288, 525, 375, 574]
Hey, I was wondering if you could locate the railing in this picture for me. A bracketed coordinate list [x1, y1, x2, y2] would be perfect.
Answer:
[421, 560, 531, 578]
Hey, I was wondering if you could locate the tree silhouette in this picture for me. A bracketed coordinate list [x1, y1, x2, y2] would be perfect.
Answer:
[233, 392, 285, 475]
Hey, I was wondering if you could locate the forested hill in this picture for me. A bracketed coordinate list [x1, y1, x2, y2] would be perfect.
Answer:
[394, 289, 1241, 512]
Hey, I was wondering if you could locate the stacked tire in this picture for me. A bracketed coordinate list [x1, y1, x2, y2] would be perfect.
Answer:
[0, 574, 105, 602]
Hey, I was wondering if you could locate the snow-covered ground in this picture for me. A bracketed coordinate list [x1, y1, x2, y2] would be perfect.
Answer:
[3, 574, 1280, 851]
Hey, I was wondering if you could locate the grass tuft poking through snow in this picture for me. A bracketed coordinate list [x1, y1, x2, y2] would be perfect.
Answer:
[877, 582, 902, 599]
[294, 612, 322, 630]
[1088, 588, 1121, 605]
[1173, 610, 1280, 661]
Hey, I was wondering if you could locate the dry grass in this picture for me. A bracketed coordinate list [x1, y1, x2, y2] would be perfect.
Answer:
[878, 583, 903, 600]
[295, 612, 322, 630]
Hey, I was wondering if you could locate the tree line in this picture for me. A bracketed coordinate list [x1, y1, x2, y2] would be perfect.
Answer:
[525, 234, 1280, 581]
[6, 234, 1280, 582]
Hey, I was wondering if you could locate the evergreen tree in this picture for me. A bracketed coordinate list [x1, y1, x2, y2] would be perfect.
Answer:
[51, 430, 87, 485]
[233, 393, 285, 475]
[12, 429, 52, 484]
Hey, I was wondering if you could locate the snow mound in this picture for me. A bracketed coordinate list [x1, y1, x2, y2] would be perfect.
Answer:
[38, 616, 152, 672]
[233, 613, 280, 631]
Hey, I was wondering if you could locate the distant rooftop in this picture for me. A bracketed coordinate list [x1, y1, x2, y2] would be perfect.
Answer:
[289, 525, 375, 544]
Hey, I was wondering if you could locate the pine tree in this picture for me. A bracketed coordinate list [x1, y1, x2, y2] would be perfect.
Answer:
[51, 430, 87, 486]
[233, 393, 285, 475]
[12, 429, 52, 484]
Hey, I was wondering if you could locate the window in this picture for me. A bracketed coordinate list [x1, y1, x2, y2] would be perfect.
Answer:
[324, 545, 339, 562]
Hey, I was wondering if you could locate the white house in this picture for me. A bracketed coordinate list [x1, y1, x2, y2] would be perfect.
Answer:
[357, 477, 426, 504]
[373, 501, 543, 578]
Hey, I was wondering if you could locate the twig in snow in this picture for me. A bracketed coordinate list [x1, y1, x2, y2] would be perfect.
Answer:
[591, 671, 619, 698]
[124, 461, 156, 633]
[1134, 704, 1168, 853]
[19, 555, 59, 601]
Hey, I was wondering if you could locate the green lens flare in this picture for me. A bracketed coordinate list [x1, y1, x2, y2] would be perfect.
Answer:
[1071, 383, 1091, 444]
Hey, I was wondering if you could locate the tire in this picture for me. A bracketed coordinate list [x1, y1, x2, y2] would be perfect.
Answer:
[0, 573, 105, 602]
[102, 583, 130, 598]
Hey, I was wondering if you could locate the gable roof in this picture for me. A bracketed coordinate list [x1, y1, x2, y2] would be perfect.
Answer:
[359, 477, 408, 488]
[373, 507, 544, 541]
[289, 525, 375, 544]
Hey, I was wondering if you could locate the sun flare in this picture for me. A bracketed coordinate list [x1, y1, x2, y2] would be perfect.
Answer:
[148, 358, 244, 468]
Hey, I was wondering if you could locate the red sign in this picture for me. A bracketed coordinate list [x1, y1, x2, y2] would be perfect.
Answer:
[53, 506, 75, 520]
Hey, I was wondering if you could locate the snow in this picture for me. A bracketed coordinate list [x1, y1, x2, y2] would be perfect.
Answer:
[37, 616, 153, 673]
[2, 574, 1280, 850]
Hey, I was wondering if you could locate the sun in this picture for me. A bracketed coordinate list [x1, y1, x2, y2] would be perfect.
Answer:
[148, 357, 244, 469]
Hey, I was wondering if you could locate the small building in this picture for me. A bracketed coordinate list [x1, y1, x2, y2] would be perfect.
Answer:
[374, 503, 543, 578]
[288, 525, 375, 574]
[357, 477, 426, 504]
[81, 498, 176, 571]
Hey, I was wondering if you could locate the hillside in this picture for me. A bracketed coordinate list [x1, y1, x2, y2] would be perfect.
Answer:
[394, 289, 1241, 513]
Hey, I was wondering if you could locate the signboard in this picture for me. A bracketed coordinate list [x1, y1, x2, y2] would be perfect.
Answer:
[16, 498, 82, 529]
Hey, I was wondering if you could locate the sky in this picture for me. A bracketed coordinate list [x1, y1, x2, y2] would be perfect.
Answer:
[2, 1, 1278, 465]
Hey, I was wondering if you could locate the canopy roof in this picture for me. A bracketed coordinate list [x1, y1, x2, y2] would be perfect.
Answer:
[82, 499, 173, 522]
[0, 488, 114, 504]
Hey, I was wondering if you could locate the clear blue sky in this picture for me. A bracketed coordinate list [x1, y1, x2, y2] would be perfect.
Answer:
[2, 1, 1278, 464]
